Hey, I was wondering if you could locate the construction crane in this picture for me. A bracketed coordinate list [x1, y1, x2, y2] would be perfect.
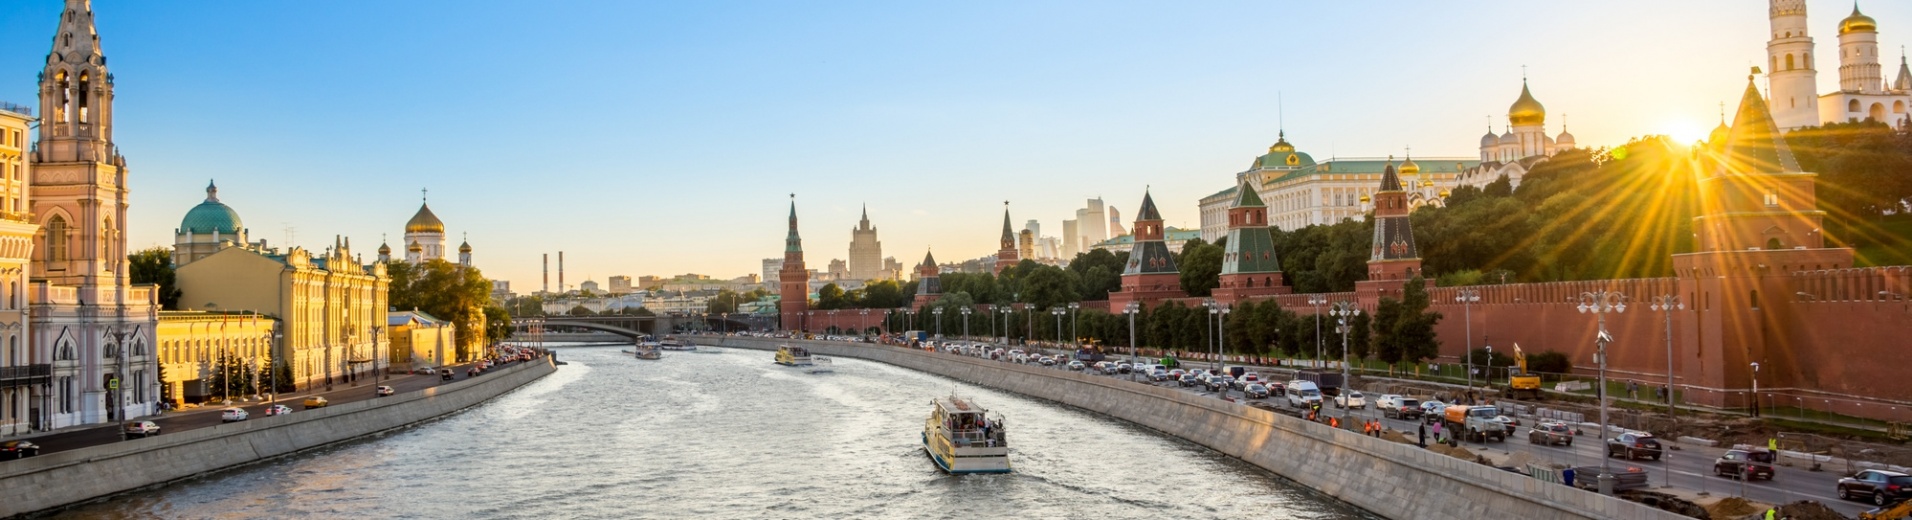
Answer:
[1509, 343, 1542, 399]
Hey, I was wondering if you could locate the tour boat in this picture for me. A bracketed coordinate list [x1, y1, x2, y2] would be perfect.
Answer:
[806, 356, 835, 374]
[634, 345, 663, 360]
[774, 345, 813, 366]
[923, 395, 1011, 474]
[659, 336, 697, 351]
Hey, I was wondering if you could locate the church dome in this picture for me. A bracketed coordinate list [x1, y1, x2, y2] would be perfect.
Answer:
[459, 240, 472, 254]
[1556, 129, 1576, 147]
[1399, 157, 1421, 175]
[1508, 81, 1546, 126]
[407, 241, 423, 253]
[1499, 129, 1517, 145]
[1840, 6, 1876, 35]
[1268, 131, 1295, 153]
[1480, 129, 1499, 148]
[378, 242, 392, 255]
[406, 203, 445, 233]
[181, 180, 243, 235]
[1708, 122, 1732, 147]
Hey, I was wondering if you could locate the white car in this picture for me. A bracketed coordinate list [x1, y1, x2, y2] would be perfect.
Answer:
[1420, 400, 1449, 422]
[221, 407, 249, 422]
[1066, 360, 1086, 370]
[1334, 391, 1368, 409]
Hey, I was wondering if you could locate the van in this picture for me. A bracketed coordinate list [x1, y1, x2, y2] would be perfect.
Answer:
[1285, 380, 1323, 408]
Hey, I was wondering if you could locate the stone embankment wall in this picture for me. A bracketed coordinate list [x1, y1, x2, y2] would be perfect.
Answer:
[0, 357, 556, 517]
[719, 337, 1682, 520]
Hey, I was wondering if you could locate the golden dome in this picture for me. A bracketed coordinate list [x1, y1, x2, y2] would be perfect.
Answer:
[407, 241, 422, 253]
[458, 241, 472, 253]
[1399, 157, 1421, 175]
[1508, 81, 1546, 126]
[406, 203, 445, 234]
[1268, 131, 1295, 153]
[1840, 6, 1876, 34]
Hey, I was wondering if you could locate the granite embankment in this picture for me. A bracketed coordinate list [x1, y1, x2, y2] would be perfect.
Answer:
[718, 337, 1684, 520]
[0, 357, 556, 517]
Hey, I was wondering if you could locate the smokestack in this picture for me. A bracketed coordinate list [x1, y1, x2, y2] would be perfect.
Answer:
[559, 251, 566, 293]
[542, 253, 549, 294]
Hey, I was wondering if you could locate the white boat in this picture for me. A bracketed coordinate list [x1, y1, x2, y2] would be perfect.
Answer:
[774, 345, 812, 366]
[659, 336, 697, 351]
[923, 395, 1011, 474]
[806, 356, 835, 374]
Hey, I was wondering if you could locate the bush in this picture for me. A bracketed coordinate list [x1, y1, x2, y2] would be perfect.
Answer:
[1526, 351, 1572, 375]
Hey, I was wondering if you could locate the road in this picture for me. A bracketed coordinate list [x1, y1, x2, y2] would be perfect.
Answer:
[8, 358, 519, 457]
[919, 340, 1879, 518]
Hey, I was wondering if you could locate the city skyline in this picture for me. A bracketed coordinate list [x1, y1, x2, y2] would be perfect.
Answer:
[2, 1, 1909, 285]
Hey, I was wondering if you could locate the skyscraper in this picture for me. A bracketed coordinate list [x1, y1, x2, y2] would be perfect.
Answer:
[848, 205, 883, 281]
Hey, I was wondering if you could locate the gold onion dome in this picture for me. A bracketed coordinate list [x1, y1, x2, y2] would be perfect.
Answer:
[406, 203, 445, 233]
[1840, 6, 1876, 34]
[1399, 157, 1421, 175]
[378, 242, 391, 255]
[459, 241, 472, 253]
[1508, 80, 1546, 126]
[1268, 131, 1296, 153]
[407, 241, 422, 253]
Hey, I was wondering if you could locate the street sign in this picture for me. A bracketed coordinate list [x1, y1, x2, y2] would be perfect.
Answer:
[108, 378, 119, 390]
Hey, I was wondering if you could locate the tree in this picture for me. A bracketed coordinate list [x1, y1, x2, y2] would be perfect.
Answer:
[568, 305, 594, 316]
[1370, 297, 1404, 365]
[1526, 351, 1573, 375]
[1178, 240, 1223, 297]
[1069, 248, 1126, 301]
[815, 283, 848, 310]
[388, 259, 508, 359]
[1347, 312, 1373, 361]
[128, 247, 181, 309]
[1393, 276, 1444, 363]
[1018, 265, 1079, 311]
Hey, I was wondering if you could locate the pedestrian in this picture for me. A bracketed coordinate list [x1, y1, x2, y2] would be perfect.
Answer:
[1433, 421, 1443, 442]
[1417, 423, 1427, 447]
[1562, 467, 1576, 488]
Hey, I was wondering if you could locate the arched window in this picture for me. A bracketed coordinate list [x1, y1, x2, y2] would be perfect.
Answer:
[54, 71, 69, 123]
[56, 341, 74, 361]
[1870, 103, 1886, 122]
[1897, 101, 1906, 114]
[45, 216, 68, 265]
[1785, 54, 1795, 70]
[1766, 238, 1783, 250]
[1850, 99, 1862, 113]
[77, 71, 90, 123]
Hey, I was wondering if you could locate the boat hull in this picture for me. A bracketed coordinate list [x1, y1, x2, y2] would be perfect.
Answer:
[922, 431, 1011, 474]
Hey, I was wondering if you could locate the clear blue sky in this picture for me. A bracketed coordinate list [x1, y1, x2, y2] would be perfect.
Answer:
[2, 1, 1907, 288]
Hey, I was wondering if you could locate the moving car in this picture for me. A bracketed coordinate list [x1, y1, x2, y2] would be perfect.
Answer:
[1419, 401, 1448, 423]
[1606, 431, 1663, 461]
[263, 404, 294, 416]
[220, 407, 249, 422]
[303, 396, 330, 409]
[1178, 373, 1202, 387]
[1066, 360, 1085, 371]
[375, 385, 396, 397]
[1714, 448, 1775, 480]
[124, 420, 161, 438]
[0, 440, 38, 459]
[412, 366, 437, 375]
[1244, 383, 1271, 399]
[1527, 421, 1573, 446]
[1491, 415, 1520, 436]
[1334, 391, 1367, 410]
[1285, 380, 1323, 408]
[1382, 397, 1422, 420]
[1837, 469, 1912, 506]
[1148, 369, 1170, 382]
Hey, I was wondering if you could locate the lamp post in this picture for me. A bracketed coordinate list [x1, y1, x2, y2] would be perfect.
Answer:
[1573, 289, 1627, 495]
[998, 305, 1010, 343]
[857, 309, 867, 337]
[1067, 302, 1080, 348]
[111, 327, 128, 441]
[373, 325, 387, 381]
[1307, 295, 1327, 366]
[1648, 295, 1682, 417]
[1215, 304, 1231, 398]
[1123, 301, 1141, 382]
[1456, 289, 1480, 390]
[960, 307, 971, 339]
[1750, 362, 1761, 418]
[932, 308, 944, 338]
[1201, 298, 1217, 372]
[1331, 301, 1361, 398]
[1050, 307, 1065, 349]
[1485, 345, 1494, 396]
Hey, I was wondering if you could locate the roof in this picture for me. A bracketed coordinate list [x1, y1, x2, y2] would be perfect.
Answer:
[181, 181, 243, 235]
[389, 310, 449, 327]
[1231, 180, 1266, 208]
[1719, 73, 1802, 175]
[1091, 227, 1202, 248]
[1135, 191, 1163, 221]
[406, 203, 445, 233]
[1379, 163, 1403, 191]
[1266, 157, 1479, 185]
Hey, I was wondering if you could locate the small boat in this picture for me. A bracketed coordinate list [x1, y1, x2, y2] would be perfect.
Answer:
[634, 344, 663, 360]
[923, 395, 1010, 474]
[774, 345, 813, 366]
[659, 336, 697, 351]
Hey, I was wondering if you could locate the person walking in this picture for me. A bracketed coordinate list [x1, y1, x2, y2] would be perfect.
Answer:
[1432, 421, 1444, 444]
[1418, 423, 1427, 447]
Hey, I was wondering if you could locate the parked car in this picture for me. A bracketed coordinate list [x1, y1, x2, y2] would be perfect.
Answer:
[1527, 421, 1573, 446]
[1606, 431, 1663, 461]
[1714, 448, 1776, 480]
[1837, 469, 1912, 506]
[1167, 369, 1185, 380]
[1115, 362, 1133, 374]
[1205, 375, 1234, 392]
[1039, 356, 1057, 366]
[303, 396, 330, 409]
[1067, 360, 1086, 371]
[375, 385, 396, 397]
[124, 420, 161, 438]
[1178, 374, 1202, 387]
[1148, 369, 1170, 382]
[0, 440, 39, 459]
[1334, 391, 1367, 409]
[1244, 383, 1271, 399]
[263, 404, 294, 417]
[220, 407, 249, 422]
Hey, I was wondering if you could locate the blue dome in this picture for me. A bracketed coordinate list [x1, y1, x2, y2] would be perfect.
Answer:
[181, 181, 243, 235]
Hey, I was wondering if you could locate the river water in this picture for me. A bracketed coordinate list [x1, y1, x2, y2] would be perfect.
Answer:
[54, 345, 1373, 519]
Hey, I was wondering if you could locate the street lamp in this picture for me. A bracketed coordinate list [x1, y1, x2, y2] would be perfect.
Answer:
[1050, 307, 1065, 348]
[111, 327, 128, 441]
[1123, 301, 1141, 382]
[932, 308, 944, 338]
[857, 309, 867, 336]
[1201, 298, 1217, 371]
[1331, 300, 1361, 397]
[1067, 302, 1080, 348]
[1215, 303, 1231, 398]
[1573, 289, 1627, 495]
[998, 305, 1011, 343]
[1307, 295, 1327, 366]
[960, 307, 971, 339]
[1649, 295, 1682, 417]
[1456, 288, 1480, 390]
[373, 325, 387, 381]
[1750, 362, 1762, 418]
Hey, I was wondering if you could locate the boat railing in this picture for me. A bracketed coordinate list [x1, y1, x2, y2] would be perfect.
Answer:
[943, 428, 1007, 447]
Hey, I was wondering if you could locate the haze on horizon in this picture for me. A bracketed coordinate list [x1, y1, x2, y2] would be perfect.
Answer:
[1, 0, 1905, 287]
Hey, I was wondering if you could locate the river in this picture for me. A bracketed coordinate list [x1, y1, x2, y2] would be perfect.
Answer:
[52, 345, 1373, 519]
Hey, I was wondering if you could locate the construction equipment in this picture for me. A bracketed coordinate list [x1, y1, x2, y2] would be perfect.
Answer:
[1509, 343, 1543, 399]
[1860, 499, 1912, 520]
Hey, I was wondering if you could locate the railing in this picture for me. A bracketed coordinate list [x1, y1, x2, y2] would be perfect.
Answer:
[943, 428, 1007, 447]
[0, 102, 31, 116]
[0, 364, 51, 387]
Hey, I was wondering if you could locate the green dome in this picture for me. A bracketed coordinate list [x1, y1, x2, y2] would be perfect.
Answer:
[181, 181, 243, 235]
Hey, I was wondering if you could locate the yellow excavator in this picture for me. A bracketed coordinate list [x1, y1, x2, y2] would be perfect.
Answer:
[1862, 501, 1912, 520]
[1509, 343, 1542, 400]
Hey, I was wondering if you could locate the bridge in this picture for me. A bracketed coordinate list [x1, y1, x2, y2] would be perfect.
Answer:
[511, 314, 771, 341]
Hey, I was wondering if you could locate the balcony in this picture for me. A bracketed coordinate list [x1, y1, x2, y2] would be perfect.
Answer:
[0, 364, 51, 388]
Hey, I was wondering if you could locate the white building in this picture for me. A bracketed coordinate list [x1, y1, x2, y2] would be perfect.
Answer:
[1765, 1, 1912, 130]
[1197, 132, 1478, 240]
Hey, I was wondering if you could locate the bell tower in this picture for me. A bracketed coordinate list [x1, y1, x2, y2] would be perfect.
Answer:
[33, 0, 128, 290]
[1766, 0, 1820, 130]
[779, 195, 809, 331]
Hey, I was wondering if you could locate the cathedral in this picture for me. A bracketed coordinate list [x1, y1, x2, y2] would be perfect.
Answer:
[379, 192, 472, 267]
[1765, 0, 1912, 130]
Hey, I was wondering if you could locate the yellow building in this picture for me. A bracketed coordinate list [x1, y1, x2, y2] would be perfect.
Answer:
[388, 310, 455, 370]
[0, 102, 37, 436]
[155, 311, 277, 407]
[174, 237, 389, 391]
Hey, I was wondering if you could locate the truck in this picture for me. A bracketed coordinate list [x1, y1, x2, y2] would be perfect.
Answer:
[1508, 343, 1543, 400]
[1295, 370, 1344, 396]
[1442, 404, 1506, 442]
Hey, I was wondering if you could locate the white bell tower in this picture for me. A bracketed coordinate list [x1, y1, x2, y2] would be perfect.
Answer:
[1766, 0, 1820, 131]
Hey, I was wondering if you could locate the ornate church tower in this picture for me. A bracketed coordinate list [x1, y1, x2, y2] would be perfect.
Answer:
[1107, 189, 1186, 310]
[1214, 180, 1287, 303]
[33, 0, 128, 288]
[779, 196, 809, 331]
[994, 202, 1018, 275]
[1361, 158, 1424, 295]
[1837, 5, 1883, 94]
[403, 191, 446, 264]
[1767, 0, 1821, 130]
[458, 235, 472, 267]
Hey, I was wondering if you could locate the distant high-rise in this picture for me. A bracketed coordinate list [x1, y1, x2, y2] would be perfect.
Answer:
[1107, 206, 1125, 237]
[1024, 220, 1040, 239]
[1061, 219, 1079, 259]
[1076, 198, 1107, 249]
[848, 205, 883, 281]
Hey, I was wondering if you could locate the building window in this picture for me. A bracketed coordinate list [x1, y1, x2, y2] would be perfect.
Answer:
[45, 216, 68, 265]
[1763, 192, 1779, 207]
